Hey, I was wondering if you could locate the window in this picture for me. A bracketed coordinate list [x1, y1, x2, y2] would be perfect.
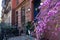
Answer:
[21, 7, 25, 27]
[16, 0, 19, 4]
[21, 7, 25, 16]
[15, 11, 18, 26]
[8, 0, 10, 2]
[16, 11, 18, 16]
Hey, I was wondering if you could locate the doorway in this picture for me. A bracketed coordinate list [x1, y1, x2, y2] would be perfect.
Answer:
[34, 0, 41, 19]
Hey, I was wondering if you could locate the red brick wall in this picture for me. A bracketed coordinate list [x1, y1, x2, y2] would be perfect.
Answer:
[11, 0, 16, 25]
[19, 0, 24, 4]
[12, 10, 15, 25]
[12, 0, 16, 9]
[11, 0, 34, 26]
[30, 0, 34, 21]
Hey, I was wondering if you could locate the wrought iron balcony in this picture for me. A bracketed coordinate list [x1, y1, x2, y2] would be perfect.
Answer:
[2, 8, 7, 14]
[5, 6, 11, 13]
[6, 0, 11, 8]
[6, 0, 11, 4]
[2, 7, 11, 14]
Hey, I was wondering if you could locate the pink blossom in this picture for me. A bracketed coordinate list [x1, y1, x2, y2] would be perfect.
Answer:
[35, 0, 60, 40]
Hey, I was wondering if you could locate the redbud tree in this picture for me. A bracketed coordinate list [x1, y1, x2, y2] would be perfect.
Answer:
[35, 0, 60, 40]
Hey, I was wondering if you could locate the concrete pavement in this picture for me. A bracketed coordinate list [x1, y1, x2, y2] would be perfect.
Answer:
[8, 35, 35, 40]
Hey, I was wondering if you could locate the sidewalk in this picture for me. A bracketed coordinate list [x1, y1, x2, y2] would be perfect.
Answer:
[8, 35, 35, 40]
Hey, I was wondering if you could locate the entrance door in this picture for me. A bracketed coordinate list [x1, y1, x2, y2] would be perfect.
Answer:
[34, 0, 41, 19]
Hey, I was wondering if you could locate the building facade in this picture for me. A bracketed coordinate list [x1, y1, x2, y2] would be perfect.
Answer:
[2, 0, 12, 25]
[15, 0, 33, 30]
[14, 0, 41, 34]
[2, 0, 41, 35]
[1, 0, 6, 23]
[11, 0, 16, 26]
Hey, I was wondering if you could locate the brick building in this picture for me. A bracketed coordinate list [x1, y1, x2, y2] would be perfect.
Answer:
[11, 0, 16, 26]
[2, 0, 41, 26]
[2, 0, 41, 35]
[14, 0, 41, 34]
